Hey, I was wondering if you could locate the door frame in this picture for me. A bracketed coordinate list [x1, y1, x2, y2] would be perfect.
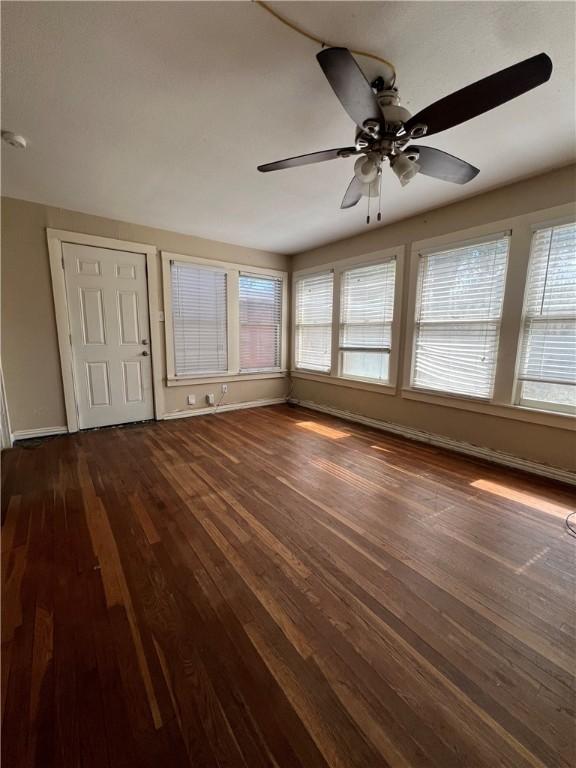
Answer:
[47, 229, 164, 432]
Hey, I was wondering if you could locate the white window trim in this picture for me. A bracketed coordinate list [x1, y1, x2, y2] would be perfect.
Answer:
[512, 215, 576, 416]
[291, 247, 404, 390]
[291, 268, 335, 375]
[165, 371, 288, 388]
[517, 396, 575, 416]
[162, 251, 288, 383]
[406, 229, 511, 402]
[401, 203, 576, 428]
[337, 256, 398, 387]
[290, 371, 397, 395]
[239, 271, 285, 374]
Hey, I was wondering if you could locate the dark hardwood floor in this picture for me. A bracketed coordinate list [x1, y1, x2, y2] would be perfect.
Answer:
[2, 404, 575, 767]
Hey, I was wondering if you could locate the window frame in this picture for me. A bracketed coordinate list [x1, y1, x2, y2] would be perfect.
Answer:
[292, 269, 335, 374]
[162, 251, 288, 384]
[401, 207, 575, 429]
[291, 247, 404, 392]
[513, 219, 576, 416]
[169, 259, 231, 378]
[238, 271, 284, 374]
[408, 230, 511, 401]
[338, 256, 397, 385]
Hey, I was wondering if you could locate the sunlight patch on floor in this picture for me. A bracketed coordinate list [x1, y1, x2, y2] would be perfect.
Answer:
[296, 421, 350, 439]
[471, 479, 572, 519]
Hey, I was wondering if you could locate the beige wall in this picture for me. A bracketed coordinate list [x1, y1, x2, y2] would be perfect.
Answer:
[2, 165, 575, 471]
[1, 197, 289, 433]
[293, 165, 576, 271]
[292, 165, 576, 472]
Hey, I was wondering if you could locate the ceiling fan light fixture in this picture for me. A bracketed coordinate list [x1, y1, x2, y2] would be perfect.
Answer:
[364, 177, 380, 198]
[391, 152, 420, 186]
[354, 155, 379, 183]
[1, 130, 27, 149]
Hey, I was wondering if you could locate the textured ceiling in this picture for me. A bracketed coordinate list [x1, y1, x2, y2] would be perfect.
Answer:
[2, 1, 575, 254]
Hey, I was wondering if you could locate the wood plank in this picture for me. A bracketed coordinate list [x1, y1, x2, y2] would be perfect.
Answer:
[2, 405, 575, 767]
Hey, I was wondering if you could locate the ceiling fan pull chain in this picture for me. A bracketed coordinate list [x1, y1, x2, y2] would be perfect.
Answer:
[377, 169, 383, 222]
[366, 184, 371, 225]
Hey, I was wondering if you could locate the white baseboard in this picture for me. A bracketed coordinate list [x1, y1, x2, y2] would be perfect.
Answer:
[10, 400, 287, 437]
[11, 400, 573, 486]
[12, 426, 68, 441]
[163, 397, 287, 421]
[290, 398, 576, 486]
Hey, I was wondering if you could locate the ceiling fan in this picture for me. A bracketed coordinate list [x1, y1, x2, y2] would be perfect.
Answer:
[257, 48, 553, 216]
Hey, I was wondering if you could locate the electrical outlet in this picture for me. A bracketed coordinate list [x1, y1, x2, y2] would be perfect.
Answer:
[187, 394, 196, 406]
[222, 384, 228, 394]
[206, 393, 215, 406]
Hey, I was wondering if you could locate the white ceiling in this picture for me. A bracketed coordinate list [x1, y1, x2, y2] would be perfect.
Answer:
[2, 1, 575, 254]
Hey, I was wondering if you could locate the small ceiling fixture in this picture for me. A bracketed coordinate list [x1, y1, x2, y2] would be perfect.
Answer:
[1, 130, 28, 149]
[258, 48, 553, 221]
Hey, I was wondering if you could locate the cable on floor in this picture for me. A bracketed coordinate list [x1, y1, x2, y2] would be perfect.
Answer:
[254, 0, 397, 84]
[565, 511, 576, 539]
[285, 373, 296, 403]
[213, 388, 226, 413]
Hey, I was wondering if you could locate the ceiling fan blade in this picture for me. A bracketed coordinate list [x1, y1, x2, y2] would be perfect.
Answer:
[258, 146, 357, 172]
[341, 176, 364, 208]
[403, 53, 552, 138]
[317, 47, 382, 131]
[407, 145, 479, 184]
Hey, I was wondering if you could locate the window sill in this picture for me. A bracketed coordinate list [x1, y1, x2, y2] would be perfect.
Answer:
[166, 371, 288, 387]
[519, 398, 576, 417]
[291, 370, 397, 395]
[402, 388, 576, 430]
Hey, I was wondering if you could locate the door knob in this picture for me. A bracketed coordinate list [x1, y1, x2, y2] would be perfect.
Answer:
[142, 350, 149, 356]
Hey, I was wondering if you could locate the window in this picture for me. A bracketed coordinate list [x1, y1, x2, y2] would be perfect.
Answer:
[239, 273, 282, 371]
[295, 272, 334, 372]
[412, 235, 509, 398]
[339, 260, 396, 382]
[165, 254, 287, 380]
[517, 222, 576, 415]
[170, 261, 228, 375]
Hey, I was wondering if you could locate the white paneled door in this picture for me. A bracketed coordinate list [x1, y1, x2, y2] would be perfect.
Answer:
[63, 243, 154, 429]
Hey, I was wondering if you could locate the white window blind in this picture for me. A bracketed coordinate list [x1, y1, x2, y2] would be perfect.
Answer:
[517, 222, 576, 414]
[412, 235, 509, 398]
[339, 260, 396, 382]
[239, 274, 282, 371]
[170, 261, 228, 376]
[295, 272, 334, 372]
